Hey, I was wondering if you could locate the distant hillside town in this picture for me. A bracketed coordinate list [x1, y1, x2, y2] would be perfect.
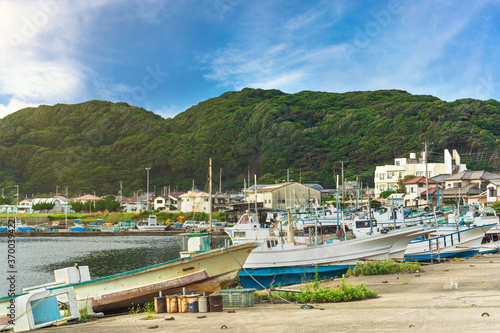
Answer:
[2, 149, 499, 215]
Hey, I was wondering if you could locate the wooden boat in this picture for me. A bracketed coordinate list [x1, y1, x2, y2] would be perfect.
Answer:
[0, 241, 257, 326]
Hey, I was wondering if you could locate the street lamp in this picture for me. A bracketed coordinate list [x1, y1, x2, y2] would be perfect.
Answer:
[146, 167, 151, 211]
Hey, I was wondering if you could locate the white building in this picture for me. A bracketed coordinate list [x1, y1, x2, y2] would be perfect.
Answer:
[153, 194, 181, 212]
[374, 149, 465, 197]
[486, 180, 500, 205]
[180, 190, 212, 213]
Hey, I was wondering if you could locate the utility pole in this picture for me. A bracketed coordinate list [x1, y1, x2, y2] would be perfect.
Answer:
[356, 176, 359, 210]
[341, 161, 345, 201]
[254, 174, 258, 216]
[146, 168, 151, 211]
[56, 186, 59, 197]
[15, 185, 19, 206]
[119, 181, 123, 200]
[287, 168, 289, 183]
[219, 167, 222, 194]
[65, 186, 68, 198]
[424, 142, 429, 207]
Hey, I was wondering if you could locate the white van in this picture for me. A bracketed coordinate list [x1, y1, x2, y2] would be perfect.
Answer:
[182, 220, 198, 229]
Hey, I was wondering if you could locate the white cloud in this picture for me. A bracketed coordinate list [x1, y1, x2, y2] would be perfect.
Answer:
[0, 99, 38, 119]
[153, 104, 188, 119]
[200, 1, 498, 102]
[0, 0, 170, 119]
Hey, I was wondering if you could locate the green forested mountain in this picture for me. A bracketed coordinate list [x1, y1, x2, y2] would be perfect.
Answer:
[1, 88, 500, 197]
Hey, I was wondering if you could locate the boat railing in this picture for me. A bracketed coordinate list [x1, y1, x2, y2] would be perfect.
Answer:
[426, 230, 461, 250]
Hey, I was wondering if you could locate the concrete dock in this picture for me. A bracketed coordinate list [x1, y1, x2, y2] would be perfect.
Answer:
[43, 253, 500, 332]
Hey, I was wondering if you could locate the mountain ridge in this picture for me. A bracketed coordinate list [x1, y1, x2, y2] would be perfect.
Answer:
[1, 88, 499, 197]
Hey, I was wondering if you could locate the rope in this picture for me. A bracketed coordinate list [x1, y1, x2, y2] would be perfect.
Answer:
[224, 246, 324, 310]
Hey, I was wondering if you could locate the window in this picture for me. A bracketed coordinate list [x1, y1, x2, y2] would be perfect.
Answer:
[388, 172, 394, 178]
[489, 188, 496, 197]
[453, 183, 461, 188]
[416, 171, 424, 176]
[278, 199, 285, 204]
[379, 173, 385, 180]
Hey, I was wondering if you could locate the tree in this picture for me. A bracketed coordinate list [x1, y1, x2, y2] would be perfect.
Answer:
[0, 197, 12, 205]
[380, 190, 396, 199]
[397, 175, 416, 193]
[492, 201, 500, 214]
[32, 202, 56, 212]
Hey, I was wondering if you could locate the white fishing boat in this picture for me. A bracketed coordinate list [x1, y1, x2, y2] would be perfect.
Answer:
[404, 224, 496, 261]
[137, 215, 165, 231]
[234, 221, 429, 289]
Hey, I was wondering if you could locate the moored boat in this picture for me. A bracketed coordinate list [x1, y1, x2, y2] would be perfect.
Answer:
[237, 225, 430, 289]
[137, 215, 166, 231]
[404, 224, 496, 261]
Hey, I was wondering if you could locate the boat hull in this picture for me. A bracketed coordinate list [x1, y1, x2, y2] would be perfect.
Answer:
[240, 226, 427, 288]
[404, 224, 495, 261]
[239, 265, 352, 289]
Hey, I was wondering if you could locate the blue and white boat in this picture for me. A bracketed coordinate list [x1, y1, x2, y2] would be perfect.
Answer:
[227, 213, 431, 289]
[404, 223, 496, 261]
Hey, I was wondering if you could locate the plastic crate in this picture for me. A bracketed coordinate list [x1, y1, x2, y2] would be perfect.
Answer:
[216, 289, 256, 307]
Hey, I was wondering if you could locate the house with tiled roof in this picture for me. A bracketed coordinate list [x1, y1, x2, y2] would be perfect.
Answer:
[180, 190, 211, 213]
[72, 194, 101, 202]
[441, 170, 500, 202]
[403, 176, 437, 207]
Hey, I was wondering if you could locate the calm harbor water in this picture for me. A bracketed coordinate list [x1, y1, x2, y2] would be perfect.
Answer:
[0, 235, 204, 296]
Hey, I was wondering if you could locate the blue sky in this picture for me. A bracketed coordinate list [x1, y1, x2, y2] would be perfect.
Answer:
[0, 0, 499, 119]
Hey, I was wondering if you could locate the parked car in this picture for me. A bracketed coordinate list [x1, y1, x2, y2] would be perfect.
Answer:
[182, 220, 198, 229]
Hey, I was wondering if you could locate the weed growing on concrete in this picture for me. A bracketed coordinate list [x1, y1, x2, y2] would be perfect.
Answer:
[129, 303, 141, 315]
[275, 275, 378, 303]
[345, 260, 422, 277]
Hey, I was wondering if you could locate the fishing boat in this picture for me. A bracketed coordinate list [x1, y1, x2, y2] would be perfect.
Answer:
[404, 224, 496, 261]
[229, 213, 431, 289]
[0, 240, 257, 327]
[137, 215, 166, 231]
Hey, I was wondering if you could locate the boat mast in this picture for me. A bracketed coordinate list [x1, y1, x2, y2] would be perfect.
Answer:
[254, 174, 258, 218]
[209, 158, 213, 233]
